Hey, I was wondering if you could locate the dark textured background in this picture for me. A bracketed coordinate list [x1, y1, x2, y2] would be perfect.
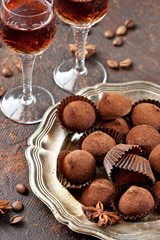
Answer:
[0, 0, 160, 239]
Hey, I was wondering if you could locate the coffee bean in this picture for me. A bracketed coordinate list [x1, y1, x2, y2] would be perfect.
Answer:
[112, 37, 123, 46]
[120, 58, 132, 68]
[0, 41, 2, 47]
[12, 201, 24, 212]
[16, 183, 28, 195]
[107, 60, 119, 69]
[116, 25, 127, 35]
[2, 67, 12, 77]
[125, 19, 135, 28]
[10, 214, 23, 225]
[104, 29, 115, 38]
[0, 86, 5, 97]
[15, 62, 22, 72]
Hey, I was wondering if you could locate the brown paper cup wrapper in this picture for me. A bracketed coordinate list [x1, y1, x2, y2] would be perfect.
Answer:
[101, 118, 132, 136]
[132, 99, 160, 109]
[57, 150, 92, 189]
[56, 95, 99, 134]
[111, 153, 155, 186]
[104, 144, 142, 179]
[77, 126, 124, 165]
[110, 186, 155, 221]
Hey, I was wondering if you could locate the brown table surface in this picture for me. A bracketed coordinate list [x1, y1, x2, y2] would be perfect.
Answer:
[0, 0, 160, 239]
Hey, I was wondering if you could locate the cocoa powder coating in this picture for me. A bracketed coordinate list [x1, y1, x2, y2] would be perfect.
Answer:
[149, 144, 160, 176]
[152, 181, 160, 213]
[81, 178, 116, 209]
[118, 186, 155, 217]
[61, 150, 96, 184]
[62, 100, 96, 132]
[81, 131, 116, 159]
[131, 103, 160, 131]
[102, 118, 131, 135]
[126, 125, 160, 157]
[98, 93, 132, 120]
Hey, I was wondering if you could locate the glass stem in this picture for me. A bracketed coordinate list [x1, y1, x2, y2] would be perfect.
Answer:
[19, 54, 35, 104]
[72, 26, 90, 74]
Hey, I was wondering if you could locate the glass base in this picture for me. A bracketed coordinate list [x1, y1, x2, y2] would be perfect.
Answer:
[53, 58, 107, 93]
[1, 86, 55, 124]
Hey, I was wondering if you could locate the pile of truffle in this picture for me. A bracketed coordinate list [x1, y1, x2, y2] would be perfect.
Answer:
[56, 93, 160, 225]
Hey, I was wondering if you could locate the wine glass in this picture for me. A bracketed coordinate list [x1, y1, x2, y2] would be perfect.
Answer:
[53, 0, 109, 93]
[0, 0, 56, 124]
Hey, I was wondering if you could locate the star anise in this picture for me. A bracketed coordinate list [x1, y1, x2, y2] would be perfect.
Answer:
[82, 201, 121, 228]
[0, 201, 12, 215]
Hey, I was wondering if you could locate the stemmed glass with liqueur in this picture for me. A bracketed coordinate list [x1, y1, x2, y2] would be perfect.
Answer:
[0, 0, 56, 124]
[54, 0, 109, 93]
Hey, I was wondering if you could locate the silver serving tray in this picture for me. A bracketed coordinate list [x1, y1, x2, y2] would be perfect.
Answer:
[26, 81, 160, 240]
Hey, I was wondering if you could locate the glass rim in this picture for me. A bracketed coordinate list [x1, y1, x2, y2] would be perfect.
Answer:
[1, 0, 54, 18]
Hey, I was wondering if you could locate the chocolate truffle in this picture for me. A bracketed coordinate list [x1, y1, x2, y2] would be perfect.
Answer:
[149, 144, 160, 177]
[81, 131, 116, 159]
[81, 178, 116, 208]
[98, 93, 132, 120]
[126, 125, 160, 157]
[131, 103, 160, 131]
[62, 100, 96, 132]
[152, 181, 160, 213]
[118, 186, 155, 217]
[61, 150, 96, 185]
[102, 118, 131, 135]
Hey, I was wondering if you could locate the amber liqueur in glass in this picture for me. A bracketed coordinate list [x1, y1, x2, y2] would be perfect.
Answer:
[55, 0, 109, 25]
[0, 0, 56, 54]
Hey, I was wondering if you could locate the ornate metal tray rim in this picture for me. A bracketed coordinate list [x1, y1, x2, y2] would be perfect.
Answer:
[25, 81, 160, 240]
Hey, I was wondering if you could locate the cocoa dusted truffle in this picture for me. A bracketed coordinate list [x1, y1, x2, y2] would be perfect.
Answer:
[126, 125, 160, 157]
[98, 93, 132, 120]
[81, 131, 116, 159]
[131, 103, 160, 131]
[118, 186, 155, 217]
[152, 181, 160, 213]
[81, 178, 116, 209]
[102, 118, 131, 135]
[62, 100, 96, 132]
[149, 144, 160, 177]
[61, 150, 96, 185]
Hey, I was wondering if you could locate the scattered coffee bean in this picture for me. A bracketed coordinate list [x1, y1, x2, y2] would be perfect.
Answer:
[107, 60, 119, 69]
[85, 43, 97, 58]
[16, 183, 28, 195]
[10, 214, 23, 225]
[15, 62, 22, 72]
[104, 29, 115, 38]
[69, 43, 97, 59]
[125, 19, 135, 29]
[68, 44, 76, 54]
[112, 37, 123, 46]
[120, 58, 132, 68]
[116, 25, 127, 35]
[0, 86, 5, 97]
[12, 201, 24, 212]
[1, 66, 12, 77]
